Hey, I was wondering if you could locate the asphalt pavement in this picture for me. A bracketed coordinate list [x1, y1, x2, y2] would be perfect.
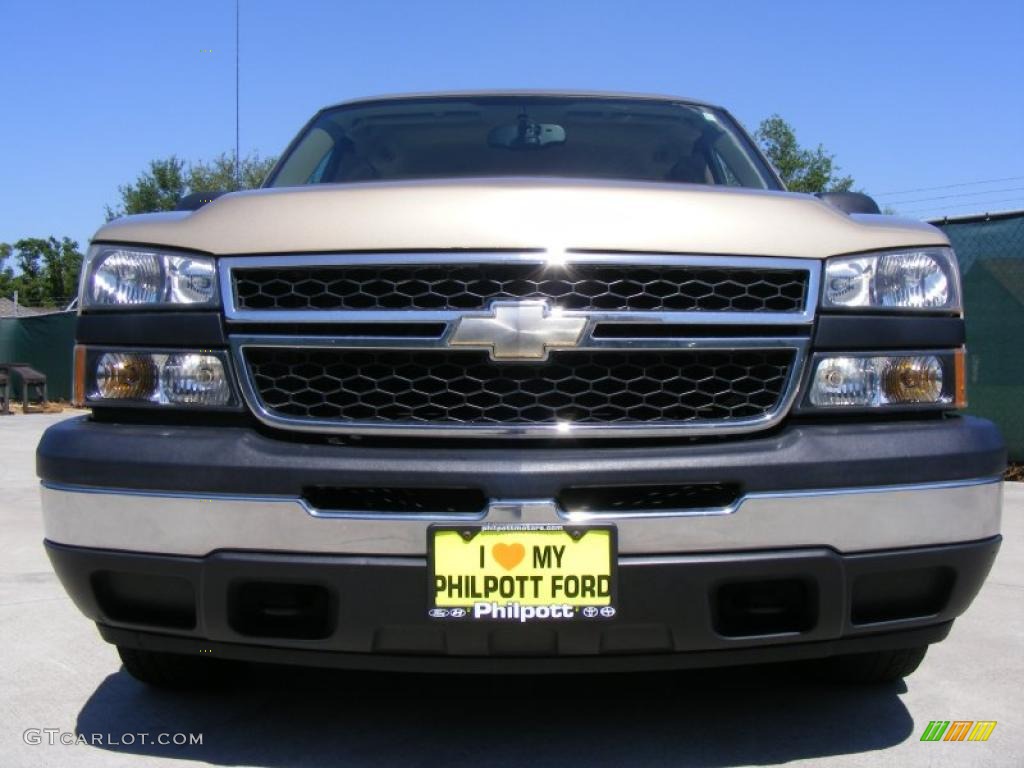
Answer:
[2, 411, 1021, 767]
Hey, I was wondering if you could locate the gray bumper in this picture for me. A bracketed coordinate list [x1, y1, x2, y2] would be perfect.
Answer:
[37, 415, 1004, 556]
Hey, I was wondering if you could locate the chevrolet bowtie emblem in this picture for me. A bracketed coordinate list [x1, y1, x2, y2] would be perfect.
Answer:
[448, 301, 587, 360]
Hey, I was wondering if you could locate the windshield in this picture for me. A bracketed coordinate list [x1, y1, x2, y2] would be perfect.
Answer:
[267, 96, 780, 190]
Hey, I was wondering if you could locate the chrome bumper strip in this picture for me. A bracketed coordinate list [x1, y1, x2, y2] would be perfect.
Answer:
[41, 477, 1002, 557]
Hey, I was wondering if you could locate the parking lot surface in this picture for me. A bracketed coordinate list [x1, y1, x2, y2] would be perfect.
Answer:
[2, 412, 1021, 767]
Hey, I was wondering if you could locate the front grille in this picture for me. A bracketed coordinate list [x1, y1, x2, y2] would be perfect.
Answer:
[233, 263, 809, 314]
[227, 253, 816, 437]
[245, 348, 795, 426]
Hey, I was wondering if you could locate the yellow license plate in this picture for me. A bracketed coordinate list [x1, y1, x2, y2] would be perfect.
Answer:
[429, 524, 616, 621]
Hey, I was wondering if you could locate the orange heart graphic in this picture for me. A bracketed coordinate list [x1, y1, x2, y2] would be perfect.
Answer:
[492, 542, 525, 571]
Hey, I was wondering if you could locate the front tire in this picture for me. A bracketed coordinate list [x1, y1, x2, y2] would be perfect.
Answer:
[811, 645, 929, 684]
[117, 646, 232, 689]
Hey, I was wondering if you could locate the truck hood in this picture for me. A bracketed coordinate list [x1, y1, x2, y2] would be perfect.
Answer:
[94, 178, 947, 259]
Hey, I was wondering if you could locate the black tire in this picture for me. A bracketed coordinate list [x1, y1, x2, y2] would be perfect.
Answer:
[117, 646, 232, 689]
[810, 645, 929, 684]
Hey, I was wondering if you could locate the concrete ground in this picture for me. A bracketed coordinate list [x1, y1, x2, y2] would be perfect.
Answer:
[2, 412, 1020, 767]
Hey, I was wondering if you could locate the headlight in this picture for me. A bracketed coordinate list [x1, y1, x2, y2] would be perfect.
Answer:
[160, 353, 233, 405]
[805, 351, 964, 409]
[75, 347, 238, 408]
[822, 247, 961, 312]
[81, 245, 218, 308]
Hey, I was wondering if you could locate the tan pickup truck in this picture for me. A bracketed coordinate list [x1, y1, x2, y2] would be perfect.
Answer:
[39, 92, 1003, 687]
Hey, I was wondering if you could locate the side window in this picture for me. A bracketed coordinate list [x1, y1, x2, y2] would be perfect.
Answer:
[307, 149, 334, 184]
[271, 126, 336, 187]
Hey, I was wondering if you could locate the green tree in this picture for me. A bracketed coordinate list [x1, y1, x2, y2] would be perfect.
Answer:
[106, 152, 277, 219]
[755, 115, 854, 193]
[188, 152, 277, 193]
[2, 237, 83, 308]
[0, 243, 15, 298]
[105, 156, 188, 219]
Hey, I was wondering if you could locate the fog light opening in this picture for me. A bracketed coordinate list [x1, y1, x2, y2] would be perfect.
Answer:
[713, 578, 817, 638]
[228, 581, 334, 639]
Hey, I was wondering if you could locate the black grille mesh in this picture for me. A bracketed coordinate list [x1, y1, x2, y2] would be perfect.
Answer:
[245, 348, 795, 426]
[558, 483, 741, 513]
[233, 263, 808, 314]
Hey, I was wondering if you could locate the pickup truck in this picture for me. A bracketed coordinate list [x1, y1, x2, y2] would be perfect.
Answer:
[38, 92, 1004, 688]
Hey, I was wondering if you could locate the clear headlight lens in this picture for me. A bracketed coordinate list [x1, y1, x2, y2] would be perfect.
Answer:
[822, 247, 960, 311]
[79, 348, 236, 408]
[160, 353, 232, 405]
[81, 245, 218, 308]
[808, 352, 960, 408]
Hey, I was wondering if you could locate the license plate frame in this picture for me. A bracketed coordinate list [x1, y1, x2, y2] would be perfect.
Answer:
[427, 523, 617, 622]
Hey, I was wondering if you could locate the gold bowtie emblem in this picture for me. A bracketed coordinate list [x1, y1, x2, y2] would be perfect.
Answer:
[448, 302, 586, 361]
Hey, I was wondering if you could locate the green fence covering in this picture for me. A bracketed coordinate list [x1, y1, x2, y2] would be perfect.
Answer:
[0, 311, 76, 400]
[935, 211, 1024, 460]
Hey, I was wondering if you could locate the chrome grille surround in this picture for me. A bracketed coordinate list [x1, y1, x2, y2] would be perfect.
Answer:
[221, 252, 819, 438]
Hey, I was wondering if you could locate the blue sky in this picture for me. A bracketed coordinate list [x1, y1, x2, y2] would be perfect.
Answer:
[3, 0, 1023, 250]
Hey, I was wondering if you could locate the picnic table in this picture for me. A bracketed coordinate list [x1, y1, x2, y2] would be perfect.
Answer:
[0, 363, 48, 413]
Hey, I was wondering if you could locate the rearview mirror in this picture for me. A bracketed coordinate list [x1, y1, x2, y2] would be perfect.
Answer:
[488, 117, 566, 150]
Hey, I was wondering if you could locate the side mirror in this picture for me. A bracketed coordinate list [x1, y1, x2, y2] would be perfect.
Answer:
[815, 191, 881, 215]
[175, 190, 228, 211]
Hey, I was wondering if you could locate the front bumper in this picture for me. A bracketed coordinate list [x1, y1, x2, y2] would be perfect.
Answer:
[38, 414, 1005, 669]
[37, 415, 1005, 556]
[47, 538, 1000, 672]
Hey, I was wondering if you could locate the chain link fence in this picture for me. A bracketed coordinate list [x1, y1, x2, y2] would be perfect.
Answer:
[934, 210, 1024, 459]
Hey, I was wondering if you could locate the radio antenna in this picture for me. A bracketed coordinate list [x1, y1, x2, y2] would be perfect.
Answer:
[235, 0, 241, 189]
